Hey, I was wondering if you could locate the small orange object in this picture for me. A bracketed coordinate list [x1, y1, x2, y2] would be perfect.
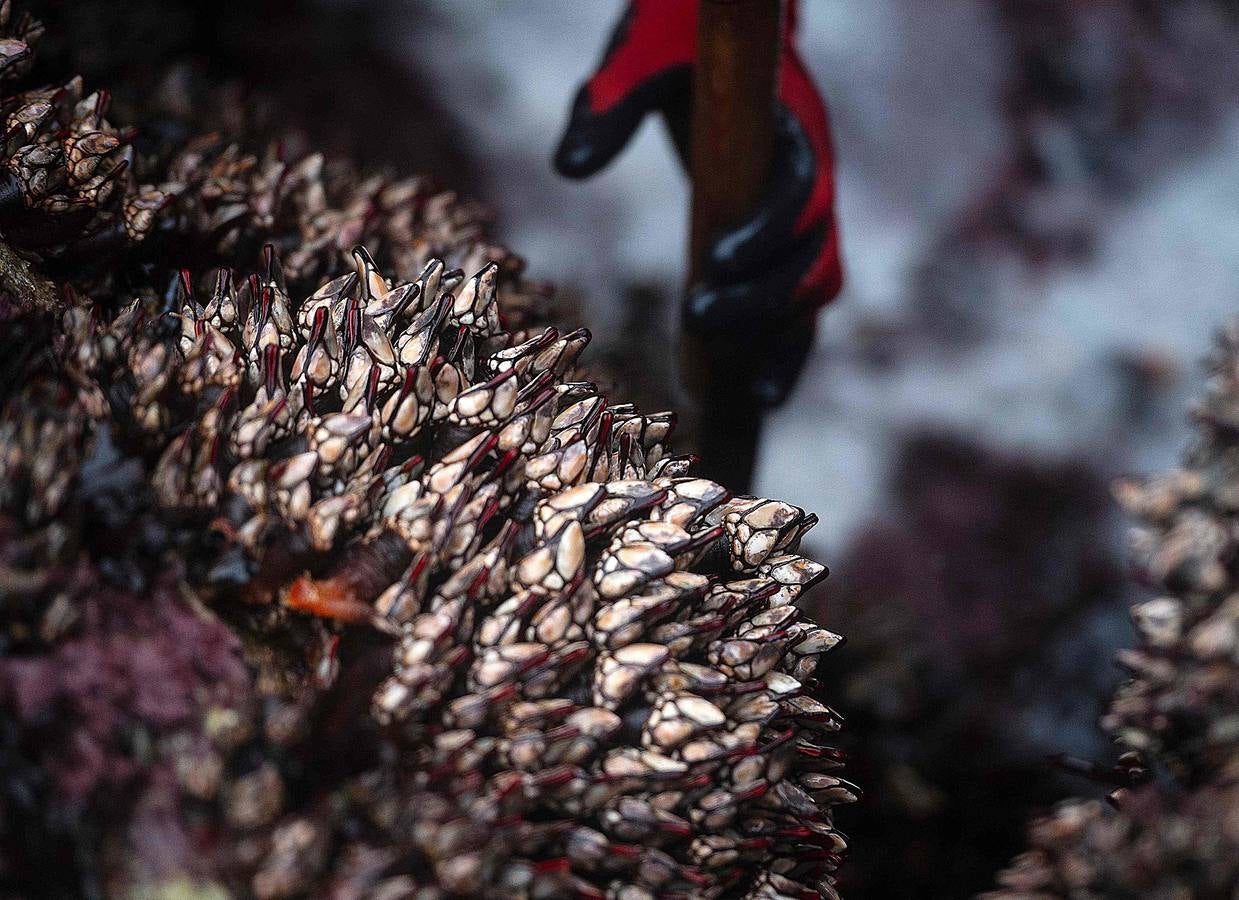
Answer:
[285, 574, 375, 623]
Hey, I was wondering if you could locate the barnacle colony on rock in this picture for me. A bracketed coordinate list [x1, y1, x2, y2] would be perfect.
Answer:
[986, 320, 1239, 898]
[0, 5, 851, 897]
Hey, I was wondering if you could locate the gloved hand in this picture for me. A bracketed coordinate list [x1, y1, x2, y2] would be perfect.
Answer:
[555, 0, 842, 406]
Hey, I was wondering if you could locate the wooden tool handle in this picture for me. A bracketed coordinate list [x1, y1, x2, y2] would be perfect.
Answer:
[688, 0, 782, 283]
[681, 0, 782, 492]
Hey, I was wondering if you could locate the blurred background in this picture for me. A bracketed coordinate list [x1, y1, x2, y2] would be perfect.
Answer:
[38, 0, 1239, 895]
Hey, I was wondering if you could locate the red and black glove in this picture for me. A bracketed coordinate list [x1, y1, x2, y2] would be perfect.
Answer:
[555, 0, 843, 406]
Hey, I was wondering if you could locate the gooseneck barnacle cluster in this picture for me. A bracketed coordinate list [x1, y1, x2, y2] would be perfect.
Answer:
[987, 320, 1239, 898]
[0, 5, 851, 897]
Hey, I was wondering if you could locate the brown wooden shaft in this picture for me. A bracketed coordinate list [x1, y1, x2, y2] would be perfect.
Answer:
[682, 0, 782, 491]
[688, 0, 782, 283]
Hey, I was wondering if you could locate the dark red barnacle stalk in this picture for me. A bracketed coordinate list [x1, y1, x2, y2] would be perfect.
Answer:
[985, 319, 1239, 899]
[0, 6, 851, 899]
